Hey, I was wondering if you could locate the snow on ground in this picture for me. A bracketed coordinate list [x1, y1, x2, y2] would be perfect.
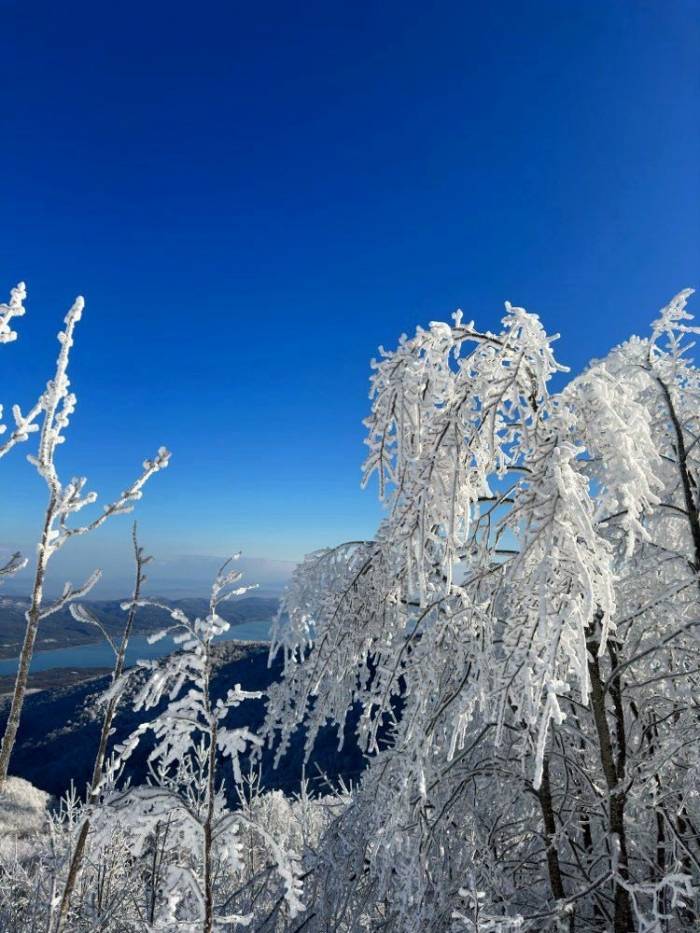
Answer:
[0, 777, 50, 857]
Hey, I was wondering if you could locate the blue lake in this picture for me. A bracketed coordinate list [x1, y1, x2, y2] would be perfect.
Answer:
[0, 619, 273, 676]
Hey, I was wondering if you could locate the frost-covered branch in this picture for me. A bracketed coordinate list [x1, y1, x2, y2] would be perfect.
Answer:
[0, 280, 26, 344]
[0, 552, 27, 580]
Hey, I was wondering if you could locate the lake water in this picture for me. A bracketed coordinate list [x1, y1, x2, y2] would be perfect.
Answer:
[0, 619, 273, 676]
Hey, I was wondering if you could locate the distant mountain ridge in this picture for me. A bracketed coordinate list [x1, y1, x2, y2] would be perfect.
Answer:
[0, 595, 279, 660]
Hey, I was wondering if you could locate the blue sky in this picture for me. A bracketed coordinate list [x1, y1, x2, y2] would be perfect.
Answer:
[0, 1, 698, 592]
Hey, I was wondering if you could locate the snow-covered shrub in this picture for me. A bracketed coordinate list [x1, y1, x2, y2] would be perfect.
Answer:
[0, 782, 147, 932]
[0, 776, 50, 853]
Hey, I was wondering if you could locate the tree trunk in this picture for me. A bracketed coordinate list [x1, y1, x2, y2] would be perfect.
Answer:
[587, 628, 633, 933]
[0, 498, 54, 786]
[202, 627, 217, 933]
[654, 376, 700, 926]
[203, 719, 217, 933]
[536, 752, 575, 932]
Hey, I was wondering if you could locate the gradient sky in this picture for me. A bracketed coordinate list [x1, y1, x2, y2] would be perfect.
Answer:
[0, 1, 698, 593]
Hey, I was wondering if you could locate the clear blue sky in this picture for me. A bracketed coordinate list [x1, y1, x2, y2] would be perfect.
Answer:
[0, 1, 698, 589]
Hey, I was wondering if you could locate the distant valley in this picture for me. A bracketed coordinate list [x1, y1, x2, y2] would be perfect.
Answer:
[0, 641, 367, 801]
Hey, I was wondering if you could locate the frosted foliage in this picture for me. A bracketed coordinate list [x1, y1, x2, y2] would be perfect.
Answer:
[0, 280, 26, 343]
[562, 361, 663, 552]
[266, 290, 700, 931]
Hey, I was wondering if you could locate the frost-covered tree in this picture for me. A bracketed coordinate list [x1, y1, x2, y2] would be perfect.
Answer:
[98, 557, 306, 932]
[0, 285, 170, 786]
[265, 291, 700, 931]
